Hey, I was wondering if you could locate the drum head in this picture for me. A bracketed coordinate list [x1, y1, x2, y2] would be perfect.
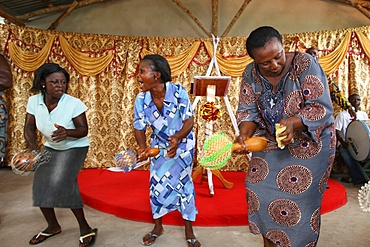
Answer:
[346, 120, 370, 161]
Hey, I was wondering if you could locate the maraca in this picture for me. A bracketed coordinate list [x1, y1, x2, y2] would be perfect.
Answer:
[199, 133, 267, 170]
[114, 148, 160, 172]
[11, 149, 52, 175]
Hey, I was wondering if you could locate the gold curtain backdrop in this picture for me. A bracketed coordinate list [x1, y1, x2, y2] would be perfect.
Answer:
[1, 24, 369, 171]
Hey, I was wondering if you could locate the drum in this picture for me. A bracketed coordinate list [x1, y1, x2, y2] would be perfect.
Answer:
[346, 120, 370, 161]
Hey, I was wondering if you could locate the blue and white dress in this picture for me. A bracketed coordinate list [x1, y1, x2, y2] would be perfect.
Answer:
[134, 82, 197, 221]
[236, 52, 336, 247]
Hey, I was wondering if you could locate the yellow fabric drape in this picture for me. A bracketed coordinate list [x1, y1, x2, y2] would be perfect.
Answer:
[204, 41, 253, 77]
[355, 30, 370, 59]
[8, 35, 55, 71]
[59, 36, 114, 76]
[318, 31, 351, 75]
[140, 41, 201, 77]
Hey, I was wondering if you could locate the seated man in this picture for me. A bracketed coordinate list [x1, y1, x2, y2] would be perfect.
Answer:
[334, 93, 369, 184]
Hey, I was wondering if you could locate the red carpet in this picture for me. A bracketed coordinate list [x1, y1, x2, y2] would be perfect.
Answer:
[78, 169, 347, 227]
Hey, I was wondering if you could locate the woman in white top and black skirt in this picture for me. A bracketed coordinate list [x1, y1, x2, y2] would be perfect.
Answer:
[24, 63, 97, 247]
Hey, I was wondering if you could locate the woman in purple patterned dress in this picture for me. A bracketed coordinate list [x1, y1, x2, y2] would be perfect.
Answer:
[235, 26, 336, 247]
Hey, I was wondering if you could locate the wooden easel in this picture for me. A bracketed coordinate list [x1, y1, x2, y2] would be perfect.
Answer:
[191, 35, 240, 196]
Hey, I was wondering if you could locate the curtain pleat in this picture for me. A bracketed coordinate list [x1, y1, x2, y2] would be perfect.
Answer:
[140, 41, 201, 77]
[318, 32, 351, 75]
[8, 35, 55, 71]
[59, 36, 114, 76]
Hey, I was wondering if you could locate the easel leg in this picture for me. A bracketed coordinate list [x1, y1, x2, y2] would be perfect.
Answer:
[207, 168, 214, 196]
[192, 166, 209, 185]
[192, 166, 204, 182]
[212, 170, 234, 189]
[192, 166, 234, 196]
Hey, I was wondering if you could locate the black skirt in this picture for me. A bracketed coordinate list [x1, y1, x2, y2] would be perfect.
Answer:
[32, 146, 89, 208]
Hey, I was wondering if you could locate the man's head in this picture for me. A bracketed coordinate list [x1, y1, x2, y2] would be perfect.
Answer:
[349, 93, 361, 109]
[306, 47, 319, 60]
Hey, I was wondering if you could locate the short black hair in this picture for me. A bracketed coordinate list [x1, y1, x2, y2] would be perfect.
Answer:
[306, 47, 317, 54]
[246, 26, 283, 59]
[32, 63, 70, 93]
[348, 93, 360, 102]
[142, 54, 172, 83]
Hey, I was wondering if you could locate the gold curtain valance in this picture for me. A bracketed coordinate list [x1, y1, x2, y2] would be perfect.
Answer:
[140, 41, 201, 77]
[355, 30, 370, 59]
[59, 36, 114, 76]
[8, 34, 115, 76]
[318, 31, 351, 75]
[204, 41, 253, 77]
[6, 30, 364, 78]
[141, 40, 253, 77]
[8, 35, 55, 72]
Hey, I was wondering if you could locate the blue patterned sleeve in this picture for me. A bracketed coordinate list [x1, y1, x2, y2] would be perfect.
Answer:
[236, 65, 261, 126]
[296, 54, 334, 142]
[176, 84, 194, 121]
[133, 92, 147, 131]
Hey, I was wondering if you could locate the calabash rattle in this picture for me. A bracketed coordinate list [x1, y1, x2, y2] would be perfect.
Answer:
[11, 149, 52, 175]
[114, 148, 160, 172]
[199, 132, 267, 170]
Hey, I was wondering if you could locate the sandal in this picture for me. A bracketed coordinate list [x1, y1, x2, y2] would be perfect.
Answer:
[186, 238, 202, 247]
[29, 230, 62, 245]
[142, 231, 163, 246]
[79, 228, 98, 247]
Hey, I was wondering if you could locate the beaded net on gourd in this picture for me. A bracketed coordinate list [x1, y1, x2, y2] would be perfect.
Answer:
[11, 149, 51, 175]
[114, 150, 137, 172]
[199, 132, 233, 170]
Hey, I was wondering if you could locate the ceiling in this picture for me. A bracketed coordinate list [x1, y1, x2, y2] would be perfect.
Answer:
[0, 0, 112, 29]
[0, 0, 370, 32]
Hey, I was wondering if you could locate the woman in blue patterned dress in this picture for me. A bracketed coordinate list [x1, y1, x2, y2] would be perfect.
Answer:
[235, 26, 336, 247]
[134, 54, 201, 247]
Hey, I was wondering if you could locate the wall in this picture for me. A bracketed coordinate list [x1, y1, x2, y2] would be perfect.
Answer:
[26, 0, 370, 38]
